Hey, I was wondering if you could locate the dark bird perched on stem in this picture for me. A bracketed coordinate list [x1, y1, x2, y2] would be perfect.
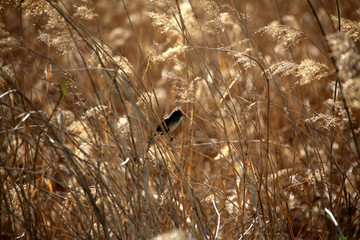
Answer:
[155, 109, 184, 140]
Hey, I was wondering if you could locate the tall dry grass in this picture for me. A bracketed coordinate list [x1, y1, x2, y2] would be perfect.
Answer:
[1, 0, 359, 239]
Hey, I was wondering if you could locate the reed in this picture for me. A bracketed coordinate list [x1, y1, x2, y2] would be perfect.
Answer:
[1, 0, 359, 239]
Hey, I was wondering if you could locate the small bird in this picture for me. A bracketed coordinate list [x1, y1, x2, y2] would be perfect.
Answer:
[155, 109, 185, 139]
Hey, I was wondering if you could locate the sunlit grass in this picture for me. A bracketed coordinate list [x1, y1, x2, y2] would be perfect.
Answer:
[1, 0, 359, 239]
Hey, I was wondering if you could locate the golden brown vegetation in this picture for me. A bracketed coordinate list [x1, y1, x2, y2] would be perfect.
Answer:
[1, 0, 359, 239]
